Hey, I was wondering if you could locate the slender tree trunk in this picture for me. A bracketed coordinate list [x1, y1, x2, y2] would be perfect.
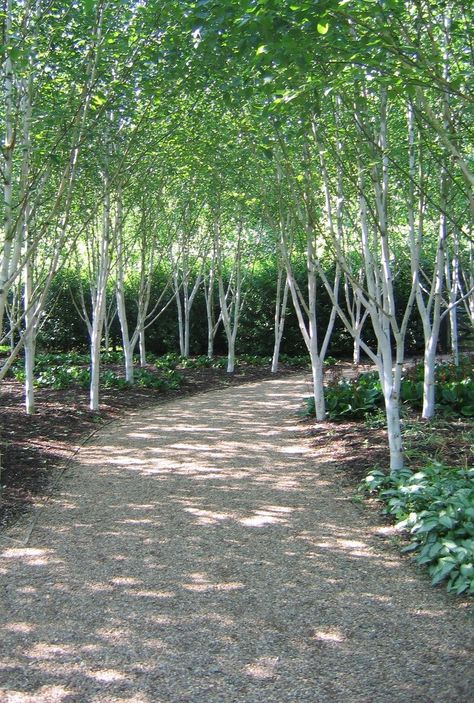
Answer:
[90, 179, 111, 411]
[271, 267, 288, 373]
[139, 328, 146, 366]
[0, 0, 16, 338]
[115, 188, 135, 383]
[445, 236, 460, 365]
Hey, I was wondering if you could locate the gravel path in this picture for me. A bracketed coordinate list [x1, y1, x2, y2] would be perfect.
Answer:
[1, 375, 473, 703]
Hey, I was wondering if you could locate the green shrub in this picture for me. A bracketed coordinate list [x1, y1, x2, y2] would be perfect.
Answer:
[400, 358, 474, 417]
[361, 463, 474, 595]
[302, 359, 474, 421]
[302, 371, 383, 420]
[279, 354, 311, 368]
[178, 355, 214, 369]
[100, 370, 129, 389]
[155, 353, 181, 370]
[238, 354, 271, 367]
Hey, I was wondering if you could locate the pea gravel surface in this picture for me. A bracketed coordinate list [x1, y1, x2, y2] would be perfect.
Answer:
[1, 375, 473, 703]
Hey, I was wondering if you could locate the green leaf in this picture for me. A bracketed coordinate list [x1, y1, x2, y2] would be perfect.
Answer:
[431, 558, 457, 585]
[317, 22, 329, 35]
[256, 45, 268, 56]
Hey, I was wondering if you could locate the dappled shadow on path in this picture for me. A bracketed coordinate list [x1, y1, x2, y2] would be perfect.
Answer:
[1, 377, 473, 703]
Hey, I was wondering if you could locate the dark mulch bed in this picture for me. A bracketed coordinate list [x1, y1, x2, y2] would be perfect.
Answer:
[0, 362, 297, 532]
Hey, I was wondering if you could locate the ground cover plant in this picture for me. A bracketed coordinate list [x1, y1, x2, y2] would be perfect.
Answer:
[303, 358, 474, 422]
[302, 356, 474, 597]
[361, 464, 474, 595]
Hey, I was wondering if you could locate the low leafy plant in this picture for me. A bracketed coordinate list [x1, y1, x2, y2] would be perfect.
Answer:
[238, 354, 271, 367]
[279, 354, 311, 368]
[155, 353, 181, 370]
[210, 356, 228, 369]
[400, 357, 474, 417]
[325, 372, 383, 419]
[301, 372, 383, 420]
[178, 355, 214, 369]
[11, 363, 90, 390]
[37, 365, 90, 390]
[361, 463, 474, 595]
[100, 370, 129, 389]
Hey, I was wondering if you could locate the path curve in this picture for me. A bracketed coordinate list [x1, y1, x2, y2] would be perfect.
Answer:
[1, 375, 473, 703]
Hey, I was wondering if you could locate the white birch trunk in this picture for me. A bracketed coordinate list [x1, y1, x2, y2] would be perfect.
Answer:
[89, 181, 111, 412]
[445, 237, 460, 365]
[173, 269, 185, 356]
[139, 328, 146, 366]
[205, 259, 216, 359]
[115, 189, 134, 383]
[0, 0, 17, 338]
[271, 267, 289, 373]
[215, 221, 247, 374]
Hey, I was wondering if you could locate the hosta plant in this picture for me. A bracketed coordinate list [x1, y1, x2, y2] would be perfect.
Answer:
[361, 463, 474, 595]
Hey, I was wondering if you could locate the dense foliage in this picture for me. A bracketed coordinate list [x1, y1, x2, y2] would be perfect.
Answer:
[362, 465, 474, 596]
[303, 359, 474, 421]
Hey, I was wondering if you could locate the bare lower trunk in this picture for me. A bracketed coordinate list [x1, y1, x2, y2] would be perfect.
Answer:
[175, 283, 184, 357]
[227, 338, 236, 373]
[24, 333, 36, 414]
[422, 340, 437, 419]
[90, 319, 102, 412]
[272, 272, 288, 373]
[310, 351, 325, 421]
[24, 258, 36, 414]
[139, 327, 146, 367]
[384, 390, 404, 473]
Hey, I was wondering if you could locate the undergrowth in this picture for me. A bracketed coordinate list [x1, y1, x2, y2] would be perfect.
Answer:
[9, 352, 184, 392]
[302, 356, 474, 421]
[361, 464, 474, 596]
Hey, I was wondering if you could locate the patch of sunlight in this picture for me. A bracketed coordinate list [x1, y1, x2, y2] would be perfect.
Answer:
[240, 507, 293, 527]
[109, 456, 145, 466]
[119, 518, 155, 525]
[87, 582, 115, 593]
[263, 505, 294, 513]
[1, 548, 54, 566]
[27, 643, 73, 659]
[244, 656, 279, 680]
[125, 589, 176, 599]
[312, 628, 346, 643]
[366, 594, 393, 603]
[89, 669, 127, 683]
[184, 507, 234, 524]
[279, 445, 311, 455]
[4, 685, 71, 702]
[183, 581, 245, 593]
[111, 576, 141, 586]
[4, 622, 35, 634]
[337, 538, 373, 556]
[410, 608, 449, 618]
[168, 442, 222, 452]
[162, 423, 217, 433]
[127, 432, 156, 439]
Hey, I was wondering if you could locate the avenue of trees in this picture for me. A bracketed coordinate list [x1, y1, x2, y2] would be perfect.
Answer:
[1, 0, 473, 473]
